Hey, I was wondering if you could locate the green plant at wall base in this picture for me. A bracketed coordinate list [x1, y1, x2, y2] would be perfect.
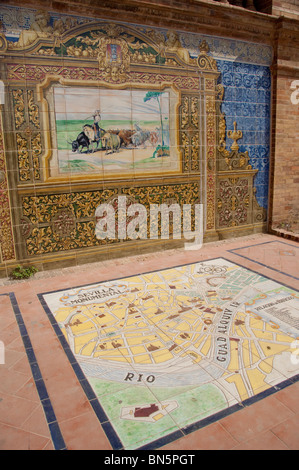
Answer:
[9, 265, 38, 280]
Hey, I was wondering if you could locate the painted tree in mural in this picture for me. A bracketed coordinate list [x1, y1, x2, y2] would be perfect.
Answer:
[144, 91, 164, 144]
[143, 91, 169, 157]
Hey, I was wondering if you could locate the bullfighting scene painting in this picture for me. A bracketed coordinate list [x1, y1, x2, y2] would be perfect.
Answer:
[52, 86, 179, 177]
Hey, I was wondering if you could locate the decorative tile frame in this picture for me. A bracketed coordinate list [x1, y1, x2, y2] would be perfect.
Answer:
[0, 104, 15, 261]
[0, 8, 269, 267]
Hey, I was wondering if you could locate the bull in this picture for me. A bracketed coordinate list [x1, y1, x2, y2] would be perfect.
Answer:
[109, 129, 135, 147]
[70, 131, 91, 153]
[102, 132, 121, 155]
[131, 124, 150, 148]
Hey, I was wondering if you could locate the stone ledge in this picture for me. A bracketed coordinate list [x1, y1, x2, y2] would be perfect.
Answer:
[270, 227, 299, 242]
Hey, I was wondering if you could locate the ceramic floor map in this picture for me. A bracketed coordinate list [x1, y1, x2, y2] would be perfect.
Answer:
[41, 258, 299, 449]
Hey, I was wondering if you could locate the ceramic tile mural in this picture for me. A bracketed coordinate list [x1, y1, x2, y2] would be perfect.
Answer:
[40, 258, 299, 449]
[51, 86, 179, 178]
[0, 4, 272, 266]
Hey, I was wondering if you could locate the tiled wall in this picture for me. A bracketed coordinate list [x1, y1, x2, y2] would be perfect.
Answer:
[0, 5, 272, 272]
[218, 61, 271, 209]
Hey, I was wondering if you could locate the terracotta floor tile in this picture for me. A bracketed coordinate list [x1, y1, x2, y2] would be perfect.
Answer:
[58, 411, 112, 450]
[4, 348, 27, 370]
[11, 353, 34, 377]
[0, 314, 15, 331]
[0, 367, 31, 395]
[0, 423, 51, 450]
[232, 430, 289, 450]
[21, 404, 51, 438]
[43, 440, 55, 450]
[3, 334, 25, 354]
[220, 396, 295, 443]
[0, 393, 40, 428]
[0, 322, 21, 348]
[162, 422, 238, 450]
[14, 378, 41, 402]
[44, 378, 92, 423]
[271, 415, 299, 450]
[275, 383, 299, 415]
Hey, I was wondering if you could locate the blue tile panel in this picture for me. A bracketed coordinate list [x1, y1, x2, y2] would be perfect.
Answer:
[217, 60, 271, 209]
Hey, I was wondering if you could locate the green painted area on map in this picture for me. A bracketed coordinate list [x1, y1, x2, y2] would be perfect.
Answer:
[89, 377, 227, 448]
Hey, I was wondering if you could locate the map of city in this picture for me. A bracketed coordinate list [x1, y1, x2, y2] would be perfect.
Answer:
[42, 258, 299, 449]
